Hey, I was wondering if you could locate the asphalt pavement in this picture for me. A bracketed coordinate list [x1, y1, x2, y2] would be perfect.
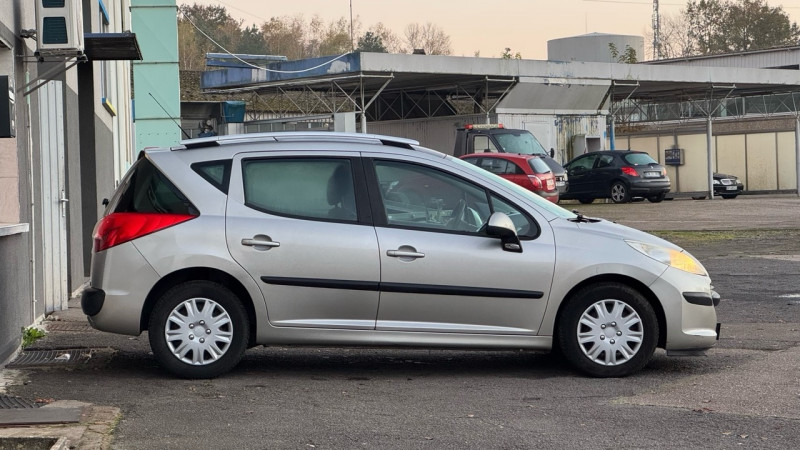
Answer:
[1, 194, 799, 449]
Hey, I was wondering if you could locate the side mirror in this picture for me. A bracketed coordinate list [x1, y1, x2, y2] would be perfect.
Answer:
[102, 198, 109, 207]
[486, 212, 522, 253]
[550, 148, 555, 158]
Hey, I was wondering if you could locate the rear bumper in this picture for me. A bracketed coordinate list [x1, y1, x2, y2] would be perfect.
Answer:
[81, 287, 106, 316]
[629, 179, 670, 196]
[84, 241, 160, 336]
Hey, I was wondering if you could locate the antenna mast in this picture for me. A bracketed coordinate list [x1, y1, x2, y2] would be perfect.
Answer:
[652, 0, 661, 59]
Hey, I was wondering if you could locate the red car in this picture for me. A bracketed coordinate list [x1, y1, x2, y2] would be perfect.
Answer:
[460, 153, 560, 203]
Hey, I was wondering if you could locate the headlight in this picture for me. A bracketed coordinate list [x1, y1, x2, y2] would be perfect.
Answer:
[626, 241, 707, 276]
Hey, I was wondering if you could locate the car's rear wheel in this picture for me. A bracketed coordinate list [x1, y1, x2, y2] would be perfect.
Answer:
[610, 182, 630, 203]
[149, 281, 249, 379]
[556, 282, 658, 377]
[578, 198, 594, 204]
[647, 193, 666, 203]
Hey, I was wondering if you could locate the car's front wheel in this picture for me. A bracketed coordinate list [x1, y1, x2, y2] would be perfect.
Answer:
[578, 198, 594, 204]
[149, 281, 249, 379]
[647, 193, 666, 203]
[610, 182, 631, 203]
[556, 283, 658, 377]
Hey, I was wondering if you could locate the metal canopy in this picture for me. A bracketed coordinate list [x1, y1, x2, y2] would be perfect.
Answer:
[201, 52, 800, 125]
[84, 32, 142, 61]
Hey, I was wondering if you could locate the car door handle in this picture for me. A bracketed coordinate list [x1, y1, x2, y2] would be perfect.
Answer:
[387, 249, 425, 259]
[241, 238, 280, 248]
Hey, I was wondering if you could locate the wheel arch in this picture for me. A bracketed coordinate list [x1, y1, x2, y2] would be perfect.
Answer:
[140, 267, 258, 346]
[553, 274, 667, 349]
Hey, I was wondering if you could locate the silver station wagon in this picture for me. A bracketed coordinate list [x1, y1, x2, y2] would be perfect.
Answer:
[82, 132, 720, 379]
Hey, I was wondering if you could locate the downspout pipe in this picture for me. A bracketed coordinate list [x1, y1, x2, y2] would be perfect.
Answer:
[796, 116, 800, 197]
[707, 116, 714, 199]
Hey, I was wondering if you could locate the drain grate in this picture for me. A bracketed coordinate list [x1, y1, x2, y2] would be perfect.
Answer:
[6, 348, 93, 368]
[45, 322, 94, 332]
[0, 395, 40, 409]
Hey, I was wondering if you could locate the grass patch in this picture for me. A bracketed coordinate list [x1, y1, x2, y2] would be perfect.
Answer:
[21, 327, 46, 348]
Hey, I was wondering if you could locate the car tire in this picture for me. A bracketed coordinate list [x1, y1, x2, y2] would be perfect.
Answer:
[556, 282, 658, 377]
[610, 182, 630, 203]
[578, 198, 594, 204]
[149, 281, 249, 379]
[721, 194, 738, 199]
[647, 193, 666, 203]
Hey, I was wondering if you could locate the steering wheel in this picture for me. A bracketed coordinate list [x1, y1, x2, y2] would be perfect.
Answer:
[447, 199, 480, 232]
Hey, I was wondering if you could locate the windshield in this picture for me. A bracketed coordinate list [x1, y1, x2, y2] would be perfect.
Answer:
[494, 131, 548, 156]
[448, 156, 575, 219]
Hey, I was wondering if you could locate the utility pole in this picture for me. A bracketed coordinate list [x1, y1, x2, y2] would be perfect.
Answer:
[652, 0, 660, 59]
[350, 0, 354, 51]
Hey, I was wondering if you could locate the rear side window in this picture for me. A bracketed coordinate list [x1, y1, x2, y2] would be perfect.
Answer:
[623, 153, 658, 165]
[192, 160, 232, 193]
[109, 158, 197, 215]
[528, 157, 551, 174]
[242, 158, 357, 222]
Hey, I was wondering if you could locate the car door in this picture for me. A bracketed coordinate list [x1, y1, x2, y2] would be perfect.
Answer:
[564, 153, 598, 196]
[225, 152, 380, 330]
[587, 153, 616, 194]
[366, 156, 556, 335]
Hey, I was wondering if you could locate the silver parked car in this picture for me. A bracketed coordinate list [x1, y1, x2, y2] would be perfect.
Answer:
[82, 132, 719, 379]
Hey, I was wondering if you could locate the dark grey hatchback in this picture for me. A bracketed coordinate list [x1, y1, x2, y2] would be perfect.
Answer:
[561, 150, 671, 204]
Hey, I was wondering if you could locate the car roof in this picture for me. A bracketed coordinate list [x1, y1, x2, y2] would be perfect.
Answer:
[139, 132, 433, 160]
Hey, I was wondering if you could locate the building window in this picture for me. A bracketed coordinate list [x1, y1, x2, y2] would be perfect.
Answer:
[98, 0, 115, 115]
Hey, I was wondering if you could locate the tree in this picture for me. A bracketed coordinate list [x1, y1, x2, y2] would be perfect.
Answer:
[608, 43, 638, 63]
[684, 0, 800, 55]
[358, 31, 387, 53]
[369, 23, 403, 53]
[404, 23, 452, 55]
[500, 47, 522, 59]
[260, 15, 307, 60]
[645, 13, 693, 59]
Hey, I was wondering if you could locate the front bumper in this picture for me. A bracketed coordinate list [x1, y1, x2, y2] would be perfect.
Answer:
[714, 184, 743, 195]
[650, 267, 719, 351]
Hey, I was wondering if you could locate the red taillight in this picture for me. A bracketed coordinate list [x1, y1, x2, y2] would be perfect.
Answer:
[528, 175, 543, 189]
[93, 212, 197, 252]
[621, 166, 639, 177]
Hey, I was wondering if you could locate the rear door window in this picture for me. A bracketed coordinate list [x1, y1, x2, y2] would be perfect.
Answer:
[242, 158, 358, 222]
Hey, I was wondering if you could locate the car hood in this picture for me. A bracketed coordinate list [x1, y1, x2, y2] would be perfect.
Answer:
[553, 216, 684, 252]
[713, 172, 736, 180]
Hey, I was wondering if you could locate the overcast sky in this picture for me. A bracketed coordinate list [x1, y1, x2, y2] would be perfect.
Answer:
[182, 0, 800, 60]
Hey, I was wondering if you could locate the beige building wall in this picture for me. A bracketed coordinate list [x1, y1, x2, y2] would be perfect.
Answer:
[776, 132, 798, 190]
[746, 133, 777, 191]
[617, 127, 798, 194]
[715, 135, 747, 188]
[0, 138, 18, 223]
[675, 134, 711, 192]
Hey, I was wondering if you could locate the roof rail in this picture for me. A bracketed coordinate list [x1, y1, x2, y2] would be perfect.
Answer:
[177, 132, 420, 149]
